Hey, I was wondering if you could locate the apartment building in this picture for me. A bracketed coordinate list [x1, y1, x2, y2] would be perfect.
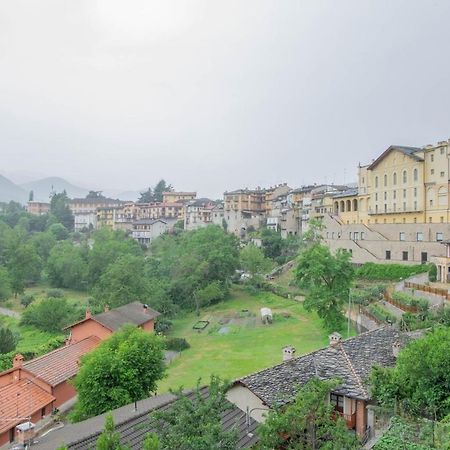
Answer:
[323, 141, 450, 268]
[184, 199, 217, 230]
[162, 191, 196, 203]
[70, 197, 124, 231]
[26, 201, 50, 215]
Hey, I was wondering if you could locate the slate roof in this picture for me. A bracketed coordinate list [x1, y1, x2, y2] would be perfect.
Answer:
[132, 219, 167, 225]
[332, 188, 359, 199]
[237, 328, 421, 406]
[367, 145, 423, 170]
[23, 336, 100, 387]
[91, 302, 161, 331]
[33, 387, 259, 450]
[0, 380, 55, 434]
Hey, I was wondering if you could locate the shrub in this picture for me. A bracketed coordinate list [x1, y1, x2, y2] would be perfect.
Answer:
[367, 303, 397, 324]
[165, 337, 190, 352]
[356, 263, 429, 281]
[391, 291, 429, 312]
[46, 289, 65, 298]
[20, 294, 35, 308]
[351, 284, 386, 305]
[155, 318, 172, 334]
[428, 264, 437, 282]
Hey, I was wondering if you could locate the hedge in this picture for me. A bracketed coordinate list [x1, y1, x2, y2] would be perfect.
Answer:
[165, 337, 190, 352]
[356, 263, 430, 281]
[351, 284, 387, 305]
[391, 291, 429, 312]
[367, 303, 397, 324]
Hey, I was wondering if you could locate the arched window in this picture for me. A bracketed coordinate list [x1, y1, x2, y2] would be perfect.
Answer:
[384, 174, 387, 186]
[353, 199, 358, 211]
[340, 200, 345, 212]
[375, 176, 379, 188]
[393, 172, 397, 185]
[403, 170, 407, 184]
[346, 200, 351, 211]
[334, 201, 339, 214]
[413, 168, 418, 182]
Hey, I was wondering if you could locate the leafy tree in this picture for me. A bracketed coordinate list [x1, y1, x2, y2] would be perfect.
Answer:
[28, 190, 34, 201]
[260, 228, 301, 264]
[0, 201, 25, 228]
[71, 325, 165, 421]
[20, 294, 35, 308]
[153, 179, 173, 202]
[152, 376, 238, 450]
[21, 297, 82, 333]
[46, 241, 88, 289]
[193, 281, 226, 316]
[48, 222, 69, 241]
[295, 244, 353, 332]
[240, 244, 273, 287]
[92, 254, 149, 309]
[0, 266, 12, 300]
[96, 413, 129, 450]
[31, 231, 57, 262]
[7, 242, 42, 296]
[371, 327, 450, 421]
[0, 327, 17, 354]
[50, 191, 74, 230]
[257, 378, 360, 450]
[139, 187, 154, 203]
[88, 229, 142, 286]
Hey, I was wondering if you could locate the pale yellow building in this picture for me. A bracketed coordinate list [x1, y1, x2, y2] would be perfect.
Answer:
[162, 191, 196, 203]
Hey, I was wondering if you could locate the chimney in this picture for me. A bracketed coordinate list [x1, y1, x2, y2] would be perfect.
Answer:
[329, 332, 342, 347]
[85, 308, 92, 319]
[13, 354, 24, 369]
[392, 341, 401, 358]
[104, 304, 110, 312]
[283, 346, 296, 361]
[142, 303, 149, 314]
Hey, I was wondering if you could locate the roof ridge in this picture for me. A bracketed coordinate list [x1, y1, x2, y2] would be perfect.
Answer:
[337, 342, 368, 398]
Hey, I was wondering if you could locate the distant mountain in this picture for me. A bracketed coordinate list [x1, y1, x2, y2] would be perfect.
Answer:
[0, 174, 28, 203]
[21, 177, 89, 202]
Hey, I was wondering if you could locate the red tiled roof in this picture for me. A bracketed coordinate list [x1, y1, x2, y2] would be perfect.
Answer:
[23, 336, 100, 387]
[0, 379, 55, 434]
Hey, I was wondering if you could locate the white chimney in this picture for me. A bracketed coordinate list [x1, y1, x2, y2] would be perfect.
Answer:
[283, 346, 296, 361]
[392, 341, 401, 358]
[329, 332, 342, 347]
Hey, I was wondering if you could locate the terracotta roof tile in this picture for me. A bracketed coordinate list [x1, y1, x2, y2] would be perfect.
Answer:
[0, 379, 55, 434]
[23, 336, 100, 386]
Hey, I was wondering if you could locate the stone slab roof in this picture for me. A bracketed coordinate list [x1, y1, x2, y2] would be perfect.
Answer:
[0, 379, 55, 434]
[33, 387, 259, 450]
[23, 336, 100, 387]
[92, 302, 160, 331]
[237, 327, 421, 406]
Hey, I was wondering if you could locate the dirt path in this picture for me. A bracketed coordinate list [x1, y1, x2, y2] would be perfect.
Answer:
[0, 306, 20, 318]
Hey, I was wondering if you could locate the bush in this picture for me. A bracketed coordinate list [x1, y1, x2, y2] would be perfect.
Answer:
[20, 294, 35, 308]
[428, 264, 437, 282]
[356, 263, 429, 281]
[391, 291, 429, 312]
[46, 289, 65, 298]
[165, 337, 190, 352]
[155, 318, 172, 334]
[367, 303, 397, 324]
[351, 284, 386, 305]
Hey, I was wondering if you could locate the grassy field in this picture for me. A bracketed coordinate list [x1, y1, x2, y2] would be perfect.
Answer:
[157, 287, 330, 392]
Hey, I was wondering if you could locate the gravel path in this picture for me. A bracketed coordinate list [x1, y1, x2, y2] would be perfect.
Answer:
[379, 299, 404, 319]
[0, 306, 20, 318]
[400, 287, 447, 309]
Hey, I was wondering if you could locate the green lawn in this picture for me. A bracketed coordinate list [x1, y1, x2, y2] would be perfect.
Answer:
[158, 287, 330, 392]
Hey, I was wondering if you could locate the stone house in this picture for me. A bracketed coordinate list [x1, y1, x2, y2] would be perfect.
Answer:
[226, 327, 421, 439]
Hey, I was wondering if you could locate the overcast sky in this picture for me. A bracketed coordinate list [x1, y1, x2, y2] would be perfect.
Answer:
[1, 1, 450, 198]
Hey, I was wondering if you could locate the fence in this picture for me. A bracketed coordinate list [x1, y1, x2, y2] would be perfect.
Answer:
[404, 281, 450, 300]
[383, 292, 417, 313]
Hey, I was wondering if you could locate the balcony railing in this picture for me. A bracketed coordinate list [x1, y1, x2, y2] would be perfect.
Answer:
[368, 207, 423, 215]
[340, 412, 356, 429]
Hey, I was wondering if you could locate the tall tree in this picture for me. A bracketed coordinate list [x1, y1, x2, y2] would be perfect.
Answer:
[0, 266, 12, 300]
[152, 376, 238, 450]
[257, 378, 360, 450]
[240, 244, 273, 286]
[92, 254, 149, 309]
[7, 242, 41, 296]
[46, 241, 88, 289]
[294, 243, 353, 332]
[71, 325, 165, 421]
[139, 187, 154, 203]
[96, 413, 129, 450]
[153, 179, 173, 202]
[86, 191, 105, 199]
[50, 191, 74, 230]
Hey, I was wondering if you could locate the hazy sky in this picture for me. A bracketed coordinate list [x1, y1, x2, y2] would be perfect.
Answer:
[1, 1, 450, 198]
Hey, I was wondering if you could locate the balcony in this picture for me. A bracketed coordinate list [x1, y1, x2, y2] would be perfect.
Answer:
[368, 207, 423, 215]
